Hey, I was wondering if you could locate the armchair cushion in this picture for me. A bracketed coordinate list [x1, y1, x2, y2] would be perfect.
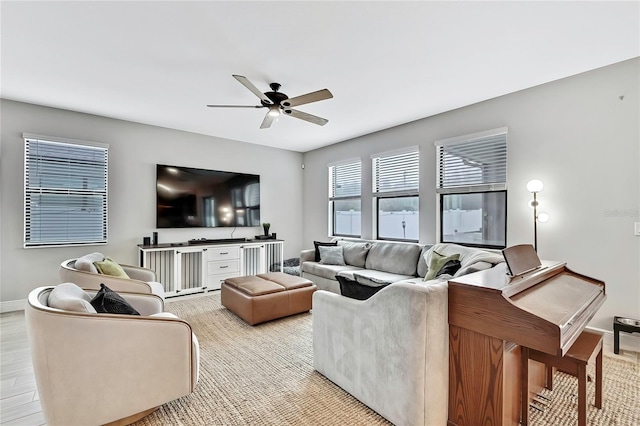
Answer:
[74, 252, 105, 273]
[90, 283, 140, 315]
[48, 283, 97, 313]
[94, 257, 130, 279]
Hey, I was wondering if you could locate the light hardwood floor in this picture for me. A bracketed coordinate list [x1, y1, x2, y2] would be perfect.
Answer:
[1, 308, 638, 426]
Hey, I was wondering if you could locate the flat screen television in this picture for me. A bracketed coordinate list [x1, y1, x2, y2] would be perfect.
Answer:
[156, 164, 260, 228]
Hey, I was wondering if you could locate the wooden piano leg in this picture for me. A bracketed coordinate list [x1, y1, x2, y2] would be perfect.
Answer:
[578, 363, 587, 426]
[546, 365, 553, 391]
[595, 347, 603, 409]
[521, 346, 530, 426]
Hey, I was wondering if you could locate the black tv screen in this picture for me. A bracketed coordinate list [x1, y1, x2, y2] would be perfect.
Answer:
[156, 164, 260, 228]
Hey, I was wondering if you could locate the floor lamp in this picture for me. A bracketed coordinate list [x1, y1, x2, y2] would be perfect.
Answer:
[527, 179, 549, 252]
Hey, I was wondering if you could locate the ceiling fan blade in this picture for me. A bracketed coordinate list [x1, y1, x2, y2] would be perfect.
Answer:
[232, 75, 271, 104]
[206, 104, 263, 108]
[281, 89, 333, 108]
[283, 108, 328, 126]
[260, 110, 277, 129]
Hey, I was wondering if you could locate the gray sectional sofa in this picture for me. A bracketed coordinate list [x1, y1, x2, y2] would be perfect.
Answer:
[302, 239, 505, 426]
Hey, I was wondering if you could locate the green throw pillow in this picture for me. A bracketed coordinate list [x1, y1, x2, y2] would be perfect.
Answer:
[424, 251, 460, 281]
[94, 257, 130, 279]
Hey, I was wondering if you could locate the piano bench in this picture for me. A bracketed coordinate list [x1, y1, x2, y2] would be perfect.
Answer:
[528, 330, 603, 426]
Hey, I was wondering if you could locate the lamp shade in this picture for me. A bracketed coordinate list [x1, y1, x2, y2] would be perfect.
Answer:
[526, 179, 544, 193]
[267, 107, 280, 118]
[537, 212, 550, 223]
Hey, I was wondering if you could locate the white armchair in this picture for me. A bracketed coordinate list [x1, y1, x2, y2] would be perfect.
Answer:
[59, 252, 165, 298]
[26, 284, 199, 426]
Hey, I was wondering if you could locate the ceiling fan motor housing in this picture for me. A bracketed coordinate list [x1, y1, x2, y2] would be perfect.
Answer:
[263, 84, 289, 108]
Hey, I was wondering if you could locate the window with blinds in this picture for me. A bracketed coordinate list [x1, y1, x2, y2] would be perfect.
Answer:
[371, 147, 419, 242]
[24, 135, 108, 248]
[329, 159, 361, 237]
[435, 128, 507, 248]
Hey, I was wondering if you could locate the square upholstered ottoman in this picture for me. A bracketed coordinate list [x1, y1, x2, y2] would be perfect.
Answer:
[221, 272, 316, 325]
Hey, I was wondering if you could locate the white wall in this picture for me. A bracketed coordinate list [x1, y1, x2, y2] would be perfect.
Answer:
[0, 100, 304, 303]
[302, 58, 640, 331]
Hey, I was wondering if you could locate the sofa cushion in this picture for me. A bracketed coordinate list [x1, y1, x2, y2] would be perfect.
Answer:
[94, 257, 130, 279]
[319, 245, 346, 266]
[48, 283, 97, 313]
[336, 241, 371, 267]
[302, 262, 363, 281]
[90, 283, 140, 315]
[416, 244, 434, 278]
[365, 242, 422, 276]
[314, 241, 338, 262]
[74, 252, 105, 273]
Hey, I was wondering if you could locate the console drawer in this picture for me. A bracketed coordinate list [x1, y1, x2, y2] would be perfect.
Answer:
[208, 259, 239, 275]
[208, 246, 240, 261]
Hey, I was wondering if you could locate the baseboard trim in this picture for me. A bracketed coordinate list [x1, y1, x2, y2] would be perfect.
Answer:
[587, 325, 640, 352]
[0, 299, 26, 313]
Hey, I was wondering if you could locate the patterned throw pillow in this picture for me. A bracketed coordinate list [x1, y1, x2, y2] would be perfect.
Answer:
[90, 284, 140, 315]
[318, 245, 346, 266]
[424, 251, 461, 281]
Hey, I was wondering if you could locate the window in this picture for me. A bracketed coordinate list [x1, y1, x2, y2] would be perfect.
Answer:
[372, 147, 419, 242]
[24, 135, 108, 248]
[436, 128, 507, 248]
[329, 159, 361, 237]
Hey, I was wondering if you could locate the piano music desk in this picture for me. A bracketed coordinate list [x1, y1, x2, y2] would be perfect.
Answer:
[524, 330, 603, 426]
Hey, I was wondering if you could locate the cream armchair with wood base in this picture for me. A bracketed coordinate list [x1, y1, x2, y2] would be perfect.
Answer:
[26, 285, 199, 426]
[59, 252, 165, 298]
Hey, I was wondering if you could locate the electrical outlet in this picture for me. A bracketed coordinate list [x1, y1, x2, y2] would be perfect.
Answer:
[635, 222, 640, 236]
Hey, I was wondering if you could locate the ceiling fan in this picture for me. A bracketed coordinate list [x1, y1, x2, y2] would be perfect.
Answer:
[207, 75, 333, 129]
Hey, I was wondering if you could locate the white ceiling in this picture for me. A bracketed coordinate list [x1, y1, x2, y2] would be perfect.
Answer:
[2, 1, 639, 153]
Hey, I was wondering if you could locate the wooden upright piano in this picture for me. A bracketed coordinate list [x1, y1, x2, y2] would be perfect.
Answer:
[447, 260, 606, 426]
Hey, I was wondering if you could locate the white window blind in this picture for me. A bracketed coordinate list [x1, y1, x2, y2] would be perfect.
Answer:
[436, 129, 507, 194]
[24, 135, 108, 248]
[372, 147, 419, 196]
[329, 160, 361, 199]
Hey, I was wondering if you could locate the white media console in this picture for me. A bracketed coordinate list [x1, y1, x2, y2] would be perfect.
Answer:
[138, 239, 284, 298]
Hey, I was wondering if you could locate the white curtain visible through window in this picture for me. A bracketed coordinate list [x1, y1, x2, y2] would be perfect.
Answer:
[329, 159, 361, 237]
[435, 128, 507, 248]
[24, 134, 108, 248]
[371, 147, 419, 241]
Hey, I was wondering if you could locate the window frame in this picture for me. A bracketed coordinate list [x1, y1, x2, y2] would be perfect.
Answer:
[371, 146, 419, 242]
[375, 194, 419, 243]
[435, 128, 507, 249]
[328, 159, 361, 238]
[439, 190, 507, 249]
[23, 134, 109, 248]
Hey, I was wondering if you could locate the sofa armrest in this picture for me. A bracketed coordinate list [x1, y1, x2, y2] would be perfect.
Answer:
[300, 249, 315, 263]
[122, 264, 157, 282]
[312, 282, 449, 426]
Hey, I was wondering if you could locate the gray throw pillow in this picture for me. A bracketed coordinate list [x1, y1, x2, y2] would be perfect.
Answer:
[48, 283, 97, 313]
[318, 245, 346, 266]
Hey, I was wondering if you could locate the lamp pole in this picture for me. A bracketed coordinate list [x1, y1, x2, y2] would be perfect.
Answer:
[532, 191, 538, 252]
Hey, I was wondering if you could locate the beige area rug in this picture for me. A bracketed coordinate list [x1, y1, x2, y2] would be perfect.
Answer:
[133, 293, 639, 426]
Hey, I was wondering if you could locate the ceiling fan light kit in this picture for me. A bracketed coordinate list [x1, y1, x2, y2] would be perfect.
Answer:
[207, 75, 333, 129]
